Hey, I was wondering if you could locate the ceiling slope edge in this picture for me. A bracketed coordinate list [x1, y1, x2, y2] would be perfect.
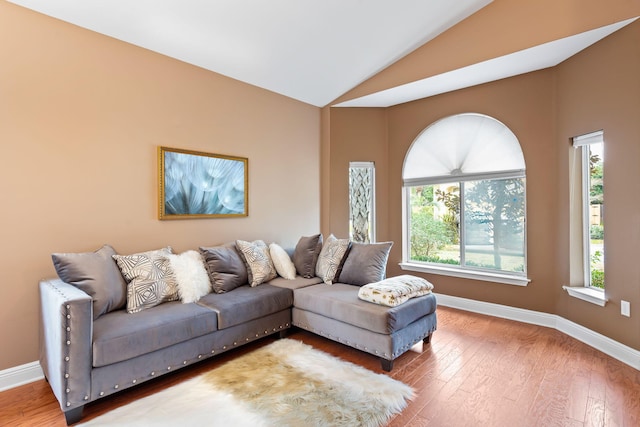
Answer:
[334, 17, 639, 108]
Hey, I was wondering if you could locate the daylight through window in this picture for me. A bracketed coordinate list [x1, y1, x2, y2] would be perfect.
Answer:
[571, 131, 604, 289]
[402, 113, 527, 283]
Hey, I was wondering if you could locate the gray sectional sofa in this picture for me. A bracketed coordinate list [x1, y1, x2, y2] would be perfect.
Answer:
[40, 235, 437, 425]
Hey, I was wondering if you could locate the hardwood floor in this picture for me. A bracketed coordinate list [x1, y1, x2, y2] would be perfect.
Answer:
[1, 306, 639, 426]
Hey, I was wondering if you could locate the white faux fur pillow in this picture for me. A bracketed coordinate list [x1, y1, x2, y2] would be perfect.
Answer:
[269, 243, 296, 280]
[167, 250, 212, 303]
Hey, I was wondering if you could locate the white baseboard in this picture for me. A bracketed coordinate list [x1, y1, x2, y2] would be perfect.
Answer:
[0, 361, 43, 392]
[435, 292, 640, 371]
[1, 296, 637, 391]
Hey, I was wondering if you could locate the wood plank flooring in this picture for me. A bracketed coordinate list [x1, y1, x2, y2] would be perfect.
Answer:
[1, 306, 639, 426]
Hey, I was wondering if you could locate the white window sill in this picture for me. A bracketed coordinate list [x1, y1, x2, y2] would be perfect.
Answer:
[562, 285, 607, 307]
[399, 262, 530, 286]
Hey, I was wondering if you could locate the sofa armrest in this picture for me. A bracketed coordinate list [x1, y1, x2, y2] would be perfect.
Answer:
[39, 279, 93, 412]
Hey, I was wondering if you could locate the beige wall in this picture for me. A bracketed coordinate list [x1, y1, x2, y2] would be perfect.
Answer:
[554, 21, 640, 345]
[331, 70, 559, 314]
[325, 108, 389, 241]
[384, 70, 558, 313]
[326, 20, 640, 350]
[0, 3, 320, 369]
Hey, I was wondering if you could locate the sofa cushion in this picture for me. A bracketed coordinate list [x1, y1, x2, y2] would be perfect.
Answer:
[267, 275, 323, 290]
[292, 234, 323, 278]
[196, 284, 293, 329]
[51, 244, 127, 319]
[338, 241, 393, 286]
[199, 244, 248, 293]
[293, 283, 436, 334]
[92, 301, 218, 367]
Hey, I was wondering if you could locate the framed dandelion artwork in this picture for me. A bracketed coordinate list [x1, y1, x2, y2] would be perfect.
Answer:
[158, 146, 248, 219]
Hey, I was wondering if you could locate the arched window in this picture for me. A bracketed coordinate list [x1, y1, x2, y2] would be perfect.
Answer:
[401, 113, 528, 285]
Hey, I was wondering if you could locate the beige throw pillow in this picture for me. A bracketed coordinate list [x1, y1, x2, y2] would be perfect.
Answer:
[269, 243, 296, 280]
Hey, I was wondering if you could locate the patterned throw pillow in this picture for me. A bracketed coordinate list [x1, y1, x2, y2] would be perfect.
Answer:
[269, 243, 297, 280]
[315, 234, 350, 284]
[112, 247, 179, 313]
[236, 240, 277, 286]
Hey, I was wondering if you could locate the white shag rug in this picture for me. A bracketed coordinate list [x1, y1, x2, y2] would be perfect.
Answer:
[80, 339, 413, 427]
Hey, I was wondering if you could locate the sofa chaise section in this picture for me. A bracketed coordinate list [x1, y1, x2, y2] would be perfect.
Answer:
[292, 283, 437, 371]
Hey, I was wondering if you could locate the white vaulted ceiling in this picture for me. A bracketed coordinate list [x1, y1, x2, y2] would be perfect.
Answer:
[7, 0, 491, 107]
[7, 1, 638, 107]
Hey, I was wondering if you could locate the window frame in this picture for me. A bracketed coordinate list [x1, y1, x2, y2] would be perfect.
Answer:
[401, 113, 530, 286]
[579, 143, 593, 287]
[401, 175, 529, 286]
[563, 130, 606, 306]
[400, 112, 530, 286]
[573, 131, 605, 291]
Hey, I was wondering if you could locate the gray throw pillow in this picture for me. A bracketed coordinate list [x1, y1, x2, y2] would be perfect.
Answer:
[51, 244, 127, 319]
[338, 241, 393, 286]
[199, 244, 248, 293]
[292, 234, 323, 279]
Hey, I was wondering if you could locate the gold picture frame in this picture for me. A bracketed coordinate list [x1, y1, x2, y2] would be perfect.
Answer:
[158, 146, 248, 219]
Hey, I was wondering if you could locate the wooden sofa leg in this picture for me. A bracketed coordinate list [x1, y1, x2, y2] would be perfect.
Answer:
[279, 329, 288, 339]
[64, 405, 84, 425]
[424, 333, 432, 344]
[381, 358, 394, 372]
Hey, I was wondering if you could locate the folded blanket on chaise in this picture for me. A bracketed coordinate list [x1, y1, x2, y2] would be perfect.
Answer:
[357, 274, 434, 307]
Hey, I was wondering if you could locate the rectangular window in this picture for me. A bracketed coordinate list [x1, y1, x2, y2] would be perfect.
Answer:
[408, 184, 460, 265]
[407, 177, 526, 275]
[463, 178, 526, 273]
[349, 162, 375, 243]
[571, 131, 604, 289]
